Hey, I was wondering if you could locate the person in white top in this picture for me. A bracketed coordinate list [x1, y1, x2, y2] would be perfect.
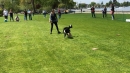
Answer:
[3, 9, 8, 21]
[42, 10, 47, 18]
[28, 9, 32, 20]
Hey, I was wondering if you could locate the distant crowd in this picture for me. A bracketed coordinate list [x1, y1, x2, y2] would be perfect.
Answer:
[90, 3, 115, 20]
[3, 9, 34, 22]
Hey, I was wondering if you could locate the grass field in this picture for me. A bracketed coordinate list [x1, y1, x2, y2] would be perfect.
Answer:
[0, 13, 130, 73]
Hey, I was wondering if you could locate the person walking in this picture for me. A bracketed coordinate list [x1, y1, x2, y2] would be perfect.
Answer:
[49, 9, 61, 34]
[91, 6, 96, 18]
[9, 9, 14, 21]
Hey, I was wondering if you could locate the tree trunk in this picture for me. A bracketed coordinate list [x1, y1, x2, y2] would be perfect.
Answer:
[32, 0, 36, 13]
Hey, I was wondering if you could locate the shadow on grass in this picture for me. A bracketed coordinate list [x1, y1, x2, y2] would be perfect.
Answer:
[67, 36, 79, 39]
[63, 37, 74, 39]
[68, 37, 74, 39]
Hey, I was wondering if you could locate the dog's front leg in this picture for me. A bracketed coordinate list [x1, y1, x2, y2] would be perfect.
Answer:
[64, 33, 67, 38]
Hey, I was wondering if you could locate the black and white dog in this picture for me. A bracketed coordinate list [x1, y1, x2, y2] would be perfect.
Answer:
[63, 24, 73, 38]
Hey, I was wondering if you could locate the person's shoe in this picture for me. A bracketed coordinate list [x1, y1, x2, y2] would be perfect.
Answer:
[50, 32, 52, 34]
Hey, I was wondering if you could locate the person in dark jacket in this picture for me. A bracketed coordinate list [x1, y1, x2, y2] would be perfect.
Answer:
[49, 9, 61, 34]
[102, 6, 107, 18]
[24, 9, 28, 20]
[9, 9, 14, 21]
[91, 6, 96, 18]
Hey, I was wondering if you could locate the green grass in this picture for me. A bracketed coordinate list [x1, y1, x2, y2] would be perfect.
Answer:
[0, 13, 130, 73]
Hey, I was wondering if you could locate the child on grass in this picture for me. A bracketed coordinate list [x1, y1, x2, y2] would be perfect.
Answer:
[15, 15, 20, 22]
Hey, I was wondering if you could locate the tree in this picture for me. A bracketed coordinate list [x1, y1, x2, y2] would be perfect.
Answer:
[122, 1, 129, 6]
[0, 0, 76, 13]
[58, 0, 69, 9]
[31, 0, 36, 13]
[2, 0, 20, 13]
[106, 0, 112, 7]
[58, 3, 66, 8]
[96, 3, 101, 8]
[109, 0, 113, 4]
[79, 3, 86, 8]
[67, 0, 75, 9]
[58, 0, 75, 9]
[113, 0, 116, 3]
[90, 2, 96, 7]
[101, 1, 103, 5]
[115, 1, 120, 6]
[101, 1, 103, 8]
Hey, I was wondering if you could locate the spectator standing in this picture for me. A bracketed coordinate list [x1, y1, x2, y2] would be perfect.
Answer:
[9, 9, 14, 21]
[3, 9, 8, 22]
[58, 9, 61, 19]
[111, 4, 115, 20]
[81, 9, 82, 13]
[42, 10, 47, 18]
[24, 9, 28, 20]
[49, 9, 61, 34]
[32, 10, 34, 16]
[91, 6, 96, 18]
[102, 6, 107, 18]
[28, 9, 32, 20]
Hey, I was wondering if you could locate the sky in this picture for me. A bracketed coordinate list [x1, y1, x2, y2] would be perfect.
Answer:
[73, 0, 130, 4]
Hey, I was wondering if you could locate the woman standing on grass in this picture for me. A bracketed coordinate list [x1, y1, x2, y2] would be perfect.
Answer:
[58, 9, 61, 19]
[91, 6, 96, 18]
[24, 9, 28, 20]
[111, 4, 115, 20]
[28, 9, 32, 20]
[102, 6, 107, 18]
[9, 9, 14, 21]
[42, 10, 47, 18]
[49, 9, 61, 34]
[3, 9, 8, 22]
